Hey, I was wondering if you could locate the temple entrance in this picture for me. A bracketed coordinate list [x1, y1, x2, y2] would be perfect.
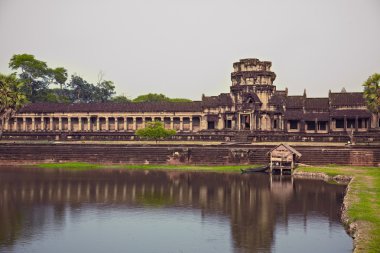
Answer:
[240, 114, 251, 130]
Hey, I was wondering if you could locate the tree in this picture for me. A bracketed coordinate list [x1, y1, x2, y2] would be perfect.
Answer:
[94, 80, 115, 102]
[135, 121, 176, 143]
[112, 95, 131, 102]
[132, 93, 191, 103]
[67, 74, 96, 103]
[0, 73, 27, 139]
[9, 54, 67, 102]
[363, 73, 380, 113]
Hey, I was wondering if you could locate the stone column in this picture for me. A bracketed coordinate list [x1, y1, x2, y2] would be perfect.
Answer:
[59, 117, 63, 131]
[284, 119, 288, 132]
[87, 117, 91, 131]
[179, 117, 184, 131]
[133, 117, 137, 130]
[96, 117, 100, 131]
[142, 118, 145, 129]
[105, 117, 109, 131]
[189, 119, 193, 131]
[13, 118, 18, 132]
[170, 117, 174, 129]
[31, 117, 35, 131]
[124, 117, 127, 131]
[50, 117, 53, 131]
[115, 117, 118, 131]
[315, 119, 318, 133]
[41, 117, 45, 131]
[3, 119, 9, 131]
[23, 117, 27, 132]
[78, 117, 82, 131]
[344, 116, 347, 132]
[355, 116, 358, 132]
[68, 117, 72, 131]
[300, 120, 305, 132]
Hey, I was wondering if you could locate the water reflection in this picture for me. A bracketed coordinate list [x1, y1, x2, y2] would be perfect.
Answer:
[0, 167, 351, 253]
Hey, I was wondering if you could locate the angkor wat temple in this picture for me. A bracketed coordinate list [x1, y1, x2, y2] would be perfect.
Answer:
[2, 58, 380, 142]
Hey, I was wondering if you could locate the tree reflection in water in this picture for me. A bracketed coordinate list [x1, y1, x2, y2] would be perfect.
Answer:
[0, 167, 349, 252]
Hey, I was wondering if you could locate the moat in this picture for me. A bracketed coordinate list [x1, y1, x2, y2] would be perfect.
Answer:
[0, 167, 352, 253]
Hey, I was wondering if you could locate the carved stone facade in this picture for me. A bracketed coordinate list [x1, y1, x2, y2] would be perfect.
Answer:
[2, 58, 380, 134]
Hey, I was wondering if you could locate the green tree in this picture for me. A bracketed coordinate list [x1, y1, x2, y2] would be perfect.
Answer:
[67, 75, 95, 102]
[112, 95, 131, 102]
[0, 73, 27, 139]
[363, 73, 380, 113]
[94, 80, 116, 102]
[133, 93, 191, 103]
[135, 121, 176, 143]
[9, 54, 67, 102]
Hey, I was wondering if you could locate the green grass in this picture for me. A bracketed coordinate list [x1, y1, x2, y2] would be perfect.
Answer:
[297, 165, 380, 253]
[36, 162, 260, 172]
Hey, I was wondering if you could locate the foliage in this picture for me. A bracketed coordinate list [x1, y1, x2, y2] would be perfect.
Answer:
[94, 80, 115, 102]
[135, 121, 176, 143]
[9, 54, 68, 102]
[363, 73, 380, 113]
[0, 73, 27, 139]
[112, 95, 131, 102]
[133, 93, 191, 103]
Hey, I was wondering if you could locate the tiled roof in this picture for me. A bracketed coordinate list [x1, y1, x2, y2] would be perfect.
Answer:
[19, 102, 203, 113]
[285, 96, 304, 109]
[331, 109, 372, 118]
[303, 112, 330, 121]
[268, 91, 286, 106]
[284, 109, 303, 120]
[329, 92, 365, 107]
[305, 98, 329, 110]
[202, 93, 233, 108]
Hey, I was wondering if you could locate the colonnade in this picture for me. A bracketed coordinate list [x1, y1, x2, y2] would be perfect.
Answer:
[1, 115, 201, 132]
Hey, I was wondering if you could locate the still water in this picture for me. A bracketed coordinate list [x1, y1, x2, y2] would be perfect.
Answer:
[0, 167, 352, 253]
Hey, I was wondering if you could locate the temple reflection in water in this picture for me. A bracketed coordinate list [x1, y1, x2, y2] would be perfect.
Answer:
[0, 168, 347, 252]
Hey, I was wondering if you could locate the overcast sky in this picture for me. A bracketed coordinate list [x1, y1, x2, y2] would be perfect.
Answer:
[0, 0, 379, 100]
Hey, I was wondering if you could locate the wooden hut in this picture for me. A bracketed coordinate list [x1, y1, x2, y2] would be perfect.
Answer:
[267, 144, 302, 174]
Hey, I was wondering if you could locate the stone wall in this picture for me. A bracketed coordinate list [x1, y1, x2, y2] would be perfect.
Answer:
[0, 144, 379, 167]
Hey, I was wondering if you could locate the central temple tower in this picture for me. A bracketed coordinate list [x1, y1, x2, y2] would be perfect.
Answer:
[230, 58, 277, 130]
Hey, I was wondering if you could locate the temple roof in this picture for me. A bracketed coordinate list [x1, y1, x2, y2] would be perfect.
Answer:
[305, 98, 329, 110]
[285, 96, 304, 109]
[330, 109, 372, 118]
[202, 93, 233, 108]
[19, 102, 203, 113]
[329, 92, 365, 107]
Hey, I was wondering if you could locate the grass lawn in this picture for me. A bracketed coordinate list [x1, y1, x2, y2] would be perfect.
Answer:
[36, 162, 260, 172]
[296, 165, 380, 253]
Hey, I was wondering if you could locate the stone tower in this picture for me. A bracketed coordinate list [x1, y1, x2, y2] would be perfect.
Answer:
[230, 58, 277, 130]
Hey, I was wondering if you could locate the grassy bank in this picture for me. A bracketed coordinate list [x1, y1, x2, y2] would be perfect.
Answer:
[296, 165, 380, 253]
[36, 162, 259, 172]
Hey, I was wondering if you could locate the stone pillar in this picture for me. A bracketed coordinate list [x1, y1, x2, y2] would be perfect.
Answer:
[355, 116, 358, 132]
[68, 117, 72, 131]
[3, 119, 9, 131]
[41, 117, 45, 131]
[300, 120, 305, 132]
[133, 117, 137, 130]
[284, 119, 288, 132]
[87, 117, 91, 131]
[142, 118, 146, 129]
[23, 117, 27, 131]
[315, 119, 318, 133]
[115, 117, 119, 131]
[59, 117, 63, 131]
[344, 116, 347, 132]
[189, 119, 193, 131]
[31, 117, 35, 131]
[238, 113, 241, 130]
[78, 117, 82, 131]
[124, 117, 127, 131]
[105, 117, 109, 131]
[96, 117, 100, 131]
[50, 117, 53, 131]
[179, 117, 183, 131]
[13, 118, 18, 132]
[170, 117, 174, 129]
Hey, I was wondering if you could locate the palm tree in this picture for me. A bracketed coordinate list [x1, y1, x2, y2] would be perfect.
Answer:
[363, 73, 380, 113]
[0, 73, 27, 140]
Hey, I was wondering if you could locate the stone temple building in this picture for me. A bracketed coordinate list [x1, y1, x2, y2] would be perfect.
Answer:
[2, 58, 379, 141]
